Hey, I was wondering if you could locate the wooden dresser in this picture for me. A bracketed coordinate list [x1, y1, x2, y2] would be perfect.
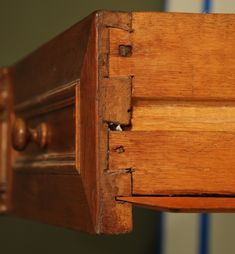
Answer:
[1, 11, 235, 234]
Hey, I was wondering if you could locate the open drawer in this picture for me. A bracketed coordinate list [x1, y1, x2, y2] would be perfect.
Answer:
[1, 11, 235, 234]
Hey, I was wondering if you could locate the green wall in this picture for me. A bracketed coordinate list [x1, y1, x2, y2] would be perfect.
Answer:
[0, 1, 164, 254]
[0, 0, 164, 66]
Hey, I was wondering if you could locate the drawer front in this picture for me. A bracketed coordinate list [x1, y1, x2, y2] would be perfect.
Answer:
[13, 81, 80, 173]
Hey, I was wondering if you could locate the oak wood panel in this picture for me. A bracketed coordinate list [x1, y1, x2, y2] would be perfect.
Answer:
[109, 131, 235, 195]
[117, 197, 235, 212]
[109, 12, 235, 99]
[131, 100, 235, 131]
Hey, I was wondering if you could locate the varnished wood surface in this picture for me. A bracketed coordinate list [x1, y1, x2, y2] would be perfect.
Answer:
[117, 196, 235, 212]
[110, 131, 235, 195]
[9, 12, 96, 232]
[12, 81, 78, 173]
[8, 11, 134, 234]
[12, 172, 94, 231]
[79, 12, 99, 232]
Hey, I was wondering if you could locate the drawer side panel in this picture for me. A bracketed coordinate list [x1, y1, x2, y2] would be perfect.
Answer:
[109, 12, 235, 99]
[109, 131, 235, 195]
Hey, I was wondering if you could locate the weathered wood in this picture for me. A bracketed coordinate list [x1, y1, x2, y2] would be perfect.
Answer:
[117, 197, 235, 212]
[109, 12, 235, 99]
[102, 77, 132, 125]
[109, 131, 235, 195]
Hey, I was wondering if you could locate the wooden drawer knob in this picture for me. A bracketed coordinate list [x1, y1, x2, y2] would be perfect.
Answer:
[12, 118, 48, 151]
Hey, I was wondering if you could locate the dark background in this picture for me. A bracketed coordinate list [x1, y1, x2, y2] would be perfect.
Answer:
[0, 1, 164, 253]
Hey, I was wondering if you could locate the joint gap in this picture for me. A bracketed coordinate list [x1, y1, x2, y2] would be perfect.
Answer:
[107, 122, 132, 131]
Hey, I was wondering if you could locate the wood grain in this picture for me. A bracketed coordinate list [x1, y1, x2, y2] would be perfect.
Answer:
[5, 11, 235, 232]
[102, 77, 132, 125]
[9, 12, 96, 233]
[109, 12, 235, 99]
[108, 12, 235, 212]
[109, 131, 235, 195]
[117, 196, 235, 212]
[97, 11, 133, 234]
[12, 81, 78, 173]
[11, 172, 94, 232]
[131, 100, 235, 131]
[8, 10, 134, 234]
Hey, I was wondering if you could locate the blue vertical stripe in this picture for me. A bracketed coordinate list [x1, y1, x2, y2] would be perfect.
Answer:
[203, 0, 212, 13]
[199, 214, 210, 254]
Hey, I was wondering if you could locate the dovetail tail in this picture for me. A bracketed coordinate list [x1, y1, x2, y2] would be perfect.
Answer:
[119, 45, 132, 57]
